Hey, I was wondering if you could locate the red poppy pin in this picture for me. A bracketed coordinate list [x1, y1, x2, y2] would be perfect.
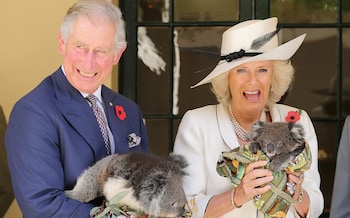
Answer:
[285, 109, 302, 123]
[115, 105, 126, 121]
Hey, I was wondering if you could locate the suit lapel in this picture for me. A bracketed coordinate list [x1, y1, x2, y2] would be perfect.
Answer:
[101, 87, 127, 151]
[51, 70, 106, 160]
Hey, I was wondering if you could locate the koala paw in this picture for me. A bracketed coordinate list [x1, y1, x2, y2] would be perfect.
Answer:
[249, 142, 260, 154]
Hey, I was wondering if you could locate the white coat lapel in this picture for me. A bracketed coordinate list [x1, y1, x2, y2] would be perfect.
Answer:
[216, 104, 239, 150]
[270, 104, 286, 122]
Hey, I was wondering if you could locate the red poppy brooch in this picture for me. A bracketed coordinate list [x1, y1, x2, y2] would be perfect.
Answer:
[115, 105, 126, 121]
[285, 109, 302, 123]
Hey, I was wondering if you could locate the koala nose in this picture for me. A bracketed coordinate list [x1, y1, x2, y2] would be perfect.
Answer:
[178, 207, 185, 216]
[267, 143, 274, 153]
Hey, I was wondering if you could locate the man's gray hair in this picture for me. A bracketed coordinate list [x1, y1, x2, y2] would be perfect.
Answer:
[60, 0, 126, 54]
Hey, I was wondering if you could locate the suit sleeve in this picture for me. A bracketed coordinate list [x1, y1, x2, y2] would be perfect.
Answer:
[0, 105, 14, 217]
[5, 100, 93, 218]
[330, 116, 350, 218]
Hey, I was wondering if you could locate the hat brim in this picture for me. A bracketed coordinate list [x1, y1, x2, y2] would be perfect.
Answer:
[191, 33, 306, 88]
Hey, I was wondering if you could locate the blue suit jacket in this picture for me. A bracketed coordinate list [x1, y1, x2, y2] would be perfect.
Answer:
[330, 116, 350, 218]
[5, 68, 149, 217]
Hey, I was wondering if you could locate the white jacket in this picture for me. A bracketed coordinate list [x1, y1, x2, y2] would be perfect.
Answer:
[173, 103, 324, 218]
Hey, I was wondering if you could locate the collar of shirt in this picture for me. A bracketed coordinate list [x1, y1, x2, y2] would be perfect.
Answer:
[61, 65, 103, 103]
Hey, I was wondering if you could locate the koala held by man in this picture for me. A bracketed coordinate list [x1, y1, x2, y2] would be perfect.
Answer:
[65, 152, 189, 217]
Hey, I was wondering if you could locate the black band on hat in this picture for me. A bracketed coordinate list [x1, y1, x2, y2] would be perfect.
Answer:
[220, 49, 262, 62]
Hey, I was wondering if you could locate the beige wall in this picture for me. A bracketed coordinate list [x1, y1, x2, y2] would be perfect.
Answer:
[1, 1, 118, 217]
[0, 0, 117, 122]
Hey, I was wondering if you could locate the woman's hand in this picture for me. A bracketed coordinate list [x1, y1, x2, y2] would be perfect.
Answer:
[286, 171, 304, 201]
[233, 160, 274, 207]
[286, 171, 310, 218]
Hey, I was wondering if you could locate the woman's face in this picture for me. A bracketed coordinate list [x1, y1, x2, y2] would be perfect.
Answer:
[228, 60, 273, 113]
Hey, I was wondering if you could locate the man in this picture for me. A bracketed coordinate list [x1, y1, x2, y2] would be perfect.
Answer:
[0, 105, 14, 217]
[330, 116, 350, 218]
[5, 0, 149, 217]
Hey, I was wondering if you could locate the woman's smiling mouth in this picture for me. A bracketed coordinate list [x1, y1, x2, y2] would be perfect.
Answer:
[243, 90, 260, 101]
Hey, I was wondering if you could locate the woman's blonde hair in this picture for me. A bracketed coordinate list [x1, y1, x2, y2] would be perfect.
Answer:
[211, 60, 294, 109]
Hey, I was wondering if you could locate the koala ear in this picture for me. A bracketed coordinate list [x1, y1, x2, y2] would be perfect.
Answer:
[248, 121, 265, 140]
[168, 153, 188, 175]
[287, 122, 294, 131]
[288, 122, 305, 142]
[252, 121, 264, 130]
[169, 153, 188, 168]
[143, 172, 167, 200]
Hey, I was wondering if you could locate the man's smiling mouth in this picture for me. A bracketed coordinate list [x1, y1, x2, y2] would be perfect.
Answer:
[79, 70, 97, 78]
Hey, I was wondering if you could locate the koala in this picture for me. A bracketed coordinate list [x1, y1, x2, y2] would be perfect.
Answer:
[65, 152, 189, 218]
[248, 121, 305, 172]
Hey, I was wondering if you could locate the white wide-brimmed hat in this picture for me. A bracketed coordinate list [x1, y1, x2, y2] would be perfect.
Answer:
[191, 17, 306, 88]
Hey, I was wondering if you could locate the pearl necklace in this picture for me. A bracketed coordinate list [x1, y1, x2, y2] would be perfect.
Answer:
[228, 106, 266, 141]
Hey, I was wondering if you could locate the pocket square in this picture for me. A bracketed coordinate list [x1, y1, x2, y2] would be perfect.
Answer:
[128, 133, 141, 148]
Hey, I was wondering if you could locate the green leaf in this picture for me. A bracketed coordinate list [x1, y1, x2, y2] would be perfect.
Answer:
[89, 207, 102, 216]
[110, 207, 122, 215]
[94, 206, 111, 218]
[109, 190, 129, 205]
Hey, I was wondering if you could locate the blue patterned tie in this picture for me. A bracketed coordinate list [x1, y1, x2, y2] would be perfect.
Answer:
[86, 94, 111, 155]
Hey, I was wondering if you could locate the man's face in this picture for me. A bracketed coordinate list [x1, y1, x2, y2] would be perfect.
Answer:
[59, 16, 123, 94]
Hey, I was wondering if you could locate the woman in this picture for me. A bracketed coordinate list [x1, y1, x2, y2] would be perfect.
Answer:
[173, 17, 323, 217]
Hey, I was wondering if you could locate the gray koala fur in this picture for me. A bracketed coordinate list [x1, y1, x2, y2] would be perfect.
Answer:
[65, 152, 188, 217]
[248, 121, 305, 172]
